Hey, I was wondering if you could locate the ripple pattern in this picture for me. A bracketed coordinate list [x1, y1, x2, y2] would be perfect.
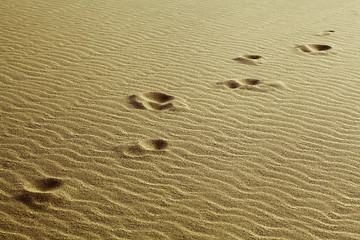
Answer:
[1, 0, 360, 239]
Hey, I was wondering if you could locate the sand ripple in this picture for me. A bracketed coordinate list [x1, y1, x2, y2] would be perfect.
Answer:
[1, 0, 360, 239]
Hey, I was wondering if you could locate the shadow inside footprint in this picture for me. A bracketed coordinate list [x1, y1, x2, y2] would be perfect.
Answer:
[318, 30, 335, 36]
[219, 78, 285, 92]
[142, 92, 174, 104]
[144, 101, 174, 111]
[128, 95, 146, 109]
[35, 178, 63, 192]
[241, 78, 261, 85]
[223, 80, 241, 89]
[297, 44, 332, 53]
[140, 139, 168, 151]
[123, 139, 168, 157]
[128, 92, 175, 111]
[243, 55, 262, 60]
[233, 55, 263, 65]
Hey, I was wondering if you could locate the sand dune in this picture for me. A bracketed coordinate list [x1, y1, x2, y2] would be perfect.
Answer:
[1, 0, 360, 239]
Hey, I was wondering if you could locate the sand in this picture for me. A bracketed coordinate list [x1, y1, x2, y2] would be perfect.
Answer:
[1, 0, 360, 239]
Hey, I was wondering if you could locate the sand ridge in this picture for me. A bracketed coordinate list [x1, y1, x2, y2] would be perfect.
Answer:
[1, 0, 360, 239]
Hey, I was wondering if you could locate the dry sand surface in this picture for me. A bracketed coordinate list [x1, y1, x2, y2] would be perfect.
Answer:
[1, 0, 360, 239]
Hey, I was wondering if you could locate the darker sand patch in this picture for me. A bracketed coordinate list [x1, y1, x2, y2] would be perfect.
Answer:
[15, 191, 54, 210]
[35, 178, 63, 191]
[241, 78, 262, 86]
[140, 139, 168, 151]
[223, 80, 241, 89]
[243, 55, 262, 60]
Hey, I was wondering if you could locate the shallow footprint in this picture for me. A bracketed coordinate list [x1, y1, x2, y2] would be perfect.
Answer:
[123, 139, 168, 157]
[266, 81, 287, 90]
[317, 30, 335, 36]
[139, 139, 168, 151]
[233, 55, 263, 65]
[123, 145, 147, 157]
[296, 44, 332, 53]
[241, 78, 286, 91]
[241, 78, 262, 86]
[219, 78, 285, 92]
[218, 78, 262, 89]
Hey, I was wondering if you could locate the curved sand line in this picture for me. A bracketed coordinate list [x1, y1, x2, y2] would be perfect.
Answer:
[1, 0, 360, 239]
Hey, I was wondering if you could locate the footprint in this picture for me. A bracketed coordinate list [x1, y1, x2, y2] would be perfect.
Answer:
[241, 78, 262, 86]
[15, 190, 56, 210]
[143, 101, 174, 111]
[123, 145, 147, 157]
[218, 78, 285, 92]
[317, 30, 335, 36]
[222, 80, 241, 89]
[233, 55, 263, 65]
[128, 92, 175, 111]
[35, 178, 63, 192]
[139, 139, 168, 151]
[122, 139, 169, 157]
[239, 78, 265, 91]
[141, 92, 174, 104]
[296, 44, 332, 53]
[266, 81, 287, 90]
[14, 177, 64, 209]
[128, 95, 146, 110]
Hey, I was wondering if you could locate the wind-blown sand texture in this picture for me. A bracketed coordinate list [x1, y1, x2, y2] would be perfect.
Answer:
[1, 0, 360, 239]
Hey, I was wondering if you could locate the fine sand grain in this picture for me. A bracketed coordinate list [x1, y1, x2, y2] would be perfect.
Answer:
[1, 0, 360, 239]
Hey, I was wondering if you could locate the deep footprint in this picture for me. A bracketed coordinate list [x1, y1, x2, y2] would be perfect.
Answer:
[128, 95, 146, 109]
[297, 44, 332, 53]
[141, 92, 174, 104]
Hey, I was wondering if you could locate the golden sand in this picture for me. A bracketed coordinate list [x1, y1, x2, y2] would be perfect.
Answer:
[1, 0, 360, 239]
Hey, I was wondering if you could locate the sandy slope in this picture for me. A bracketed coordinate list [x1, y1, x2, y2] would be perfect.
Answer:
[1, 0, 360, 239]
